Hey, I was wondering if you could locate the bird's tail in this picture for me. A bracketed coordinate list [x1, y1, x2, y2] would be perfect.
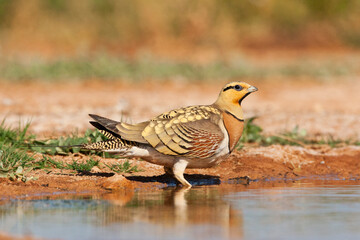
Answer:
[27, 130, 133, 153]
[81, 129, 135, 152]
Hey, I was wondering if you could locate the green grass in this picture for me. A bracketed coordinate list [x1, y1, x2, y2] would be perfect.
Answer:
[34, 155, 139, 173]
[239, 118, 309, 147]
[0, 121, 37, 181]
[65, 158, 99, 172]
[239, 117, 263, 144]
[0, 54, 359, 82]
[30, 129, 109, 156]
[105, 160, 140, 174]
[0, 120, 35, 146]
[33, 155, 139, 173]
[237, 117, 358, 149]
[33, 156, 99, 173]
[0, 120, 142, 178]
[33, 155, 62, 170]
[0, 144, 36, 182]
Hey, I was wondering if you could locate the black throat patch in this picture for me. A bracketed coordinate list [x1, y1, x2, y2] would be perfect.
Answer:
[238, 92, 250, 105]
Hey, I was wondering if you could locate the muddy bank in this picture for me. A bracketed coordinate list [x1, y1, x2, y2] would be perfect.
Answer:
[1, 145, 359, 201]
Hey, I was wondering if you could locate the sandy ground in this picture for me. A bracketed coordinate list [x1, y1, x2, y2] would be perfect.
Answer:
[1, 79, 359, 140]
[0, 79, 360, 200]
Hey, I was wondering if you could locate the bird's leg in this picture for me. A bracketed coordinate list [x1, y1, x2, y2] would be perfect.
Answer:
[173, 159, 191, 188]
[164, 166, 174, 176]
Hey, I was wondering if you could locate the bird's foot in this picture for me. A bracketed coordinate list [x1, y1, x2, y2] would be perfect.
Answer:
[173, 159, 192, 188]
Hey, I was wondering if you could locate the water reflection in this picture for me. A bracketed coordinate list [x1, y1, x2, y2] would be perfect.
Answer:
[2, 181, 360, 240]
[0, 187, 244, 240]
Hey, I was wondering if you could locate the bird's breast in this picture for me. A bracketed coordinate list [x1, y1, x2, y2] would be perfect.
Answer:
[221, 111, 244, 152]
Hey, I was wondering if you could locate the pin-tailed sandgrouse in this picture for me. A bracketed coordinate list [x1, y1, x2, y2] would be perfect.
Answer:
[84, 82, 257, 187]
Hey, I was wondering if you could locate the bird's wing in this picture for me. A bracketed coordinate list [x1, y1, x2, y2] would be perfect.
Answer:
[115, 121, 149, 143]
[141, 106, 225, 158]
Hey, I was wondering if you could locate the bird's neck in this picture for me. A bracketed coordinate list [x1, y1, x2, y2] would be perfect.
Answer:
[213, 99, 244, 121]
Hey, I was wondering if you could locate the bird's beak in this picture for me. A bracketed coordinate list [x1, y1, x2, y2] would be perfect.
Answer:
[247, 86, 258, 93]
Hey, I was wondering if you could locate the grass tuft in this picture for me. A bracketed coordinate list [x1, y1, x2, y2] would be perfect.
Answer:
[30, 129, 109, 156]
[238, 117, 355, 148]
[33, 155, 65, 170]
[0, 120, 35, 146]
[240, 117, 263, 144]
[0, 121, 37, 181]
[0, 144, 35, 181]
[65, 158, 100, 172]
[105, 160, 140, 173]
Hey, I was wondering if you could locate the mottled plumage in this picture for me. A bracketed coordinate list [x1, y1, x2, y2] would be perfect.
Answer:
[82, 82, 258, 187]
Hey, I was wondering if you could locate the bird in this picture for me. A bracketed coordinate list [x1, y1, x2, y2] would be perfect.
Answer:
[83, 82, 258, 187]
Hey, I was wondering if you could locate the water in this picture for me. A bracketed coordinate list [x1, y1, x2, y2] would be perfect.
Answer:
[1, 181, 360, 240]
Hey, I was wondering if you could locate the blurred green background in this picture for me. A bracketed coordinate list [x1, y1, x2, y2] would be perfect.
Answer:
[1, 0, 360, 81]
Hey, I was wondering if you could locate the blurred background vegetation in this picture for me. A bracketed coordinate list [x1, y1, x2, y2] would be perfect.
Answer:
[0, 0, 360, 81]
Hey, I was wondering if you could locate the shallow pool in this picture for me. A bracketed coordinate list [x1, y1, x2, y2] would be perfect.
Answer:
[1, 181, 360, 240]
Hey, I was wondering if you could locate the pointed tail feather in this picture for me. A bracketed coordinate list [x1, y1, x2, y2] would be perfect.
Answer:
[28, 130, 133, 153]
[82, 128, 136, 151]
[82, 138, 130, 151]
[89, 114, 120, 135]
[28, 140, 129, 152]
[28, 114, 136, 153]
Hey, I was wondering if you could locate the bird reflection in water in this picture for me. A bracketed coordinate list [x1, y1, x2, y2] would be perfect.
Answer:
[96, 186, 244, 239]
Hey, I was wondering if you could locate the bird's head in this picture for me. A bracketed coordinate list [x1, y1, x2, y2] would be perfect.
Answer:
[214, 82, 258, 118]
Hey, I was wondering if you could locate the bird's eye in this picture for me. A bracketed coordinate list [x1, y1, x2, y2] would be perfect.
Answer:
[234, 85, 242, 91]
